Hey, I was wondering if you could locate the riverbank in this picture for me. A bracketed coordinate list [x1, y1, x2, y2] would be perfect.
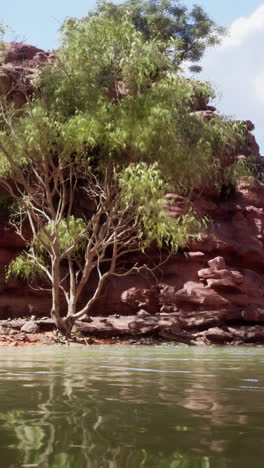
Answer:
[1, 311, 264, 346]
[0, 331, 169, 347]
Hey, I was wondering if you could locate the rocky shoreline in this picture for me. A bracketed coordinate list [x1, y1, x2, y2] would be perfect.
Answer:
[1, 309, 264, 347]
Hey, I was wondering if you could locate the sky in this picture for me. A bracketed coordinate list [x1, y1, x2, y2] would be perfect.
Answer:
[0, 0, 263, 153]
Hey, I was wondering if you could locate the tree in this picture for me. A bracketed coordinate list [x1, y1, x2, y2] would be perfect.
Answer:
[89, 0, 225, 73]
[38, 7, 230, 192]
[0, 2, 233, 336]
[0, 105, 202, 337]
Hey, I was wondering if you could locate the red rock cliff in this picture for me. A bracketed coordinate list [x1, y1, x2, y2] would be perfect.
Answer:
[0, 43, 264, 344]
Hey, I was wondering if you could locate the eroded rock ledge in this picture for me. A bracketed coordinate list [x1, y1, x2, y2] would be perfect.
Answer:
[1, 307, 264, 346]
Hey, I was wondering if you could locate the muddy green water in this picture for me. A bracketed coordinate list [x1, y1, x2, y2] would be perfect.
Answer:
[0, 346, 264, 468]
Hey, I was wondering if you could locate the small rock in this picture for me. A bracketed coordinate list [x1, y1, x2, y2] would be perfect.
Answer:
[245, 120, 255, 131]
[137, 309, 150, 317]
[21, 321, 40, 334]
[186, 251, 205, 262]
[201, 327, 233, 343]
[208, 256, 226, 271]
[206, 105, 216, 112]
[84, 317, 93, 323]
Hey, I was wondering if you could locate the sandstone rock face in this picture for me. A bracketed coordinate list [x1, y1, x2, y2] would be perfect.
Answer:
[0, 43, 263, 345]
[6, 42, 54, 66]
[0, 42, 54, 107]
[0, 177, 264, 347]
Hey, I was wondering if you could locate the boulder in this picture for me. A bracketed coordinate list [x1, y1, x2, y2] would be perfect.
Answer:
[21, 321, 40, 334]
[3, 42, 44, 64]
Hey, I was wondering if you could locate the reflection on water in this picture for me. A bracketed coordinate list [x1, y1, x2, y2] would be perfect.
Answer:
[0, 346, 264, 467]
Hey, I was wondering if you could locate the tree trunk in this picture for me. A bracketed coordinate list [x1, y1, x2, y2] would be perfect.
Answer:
[51, 258, 75, 337]
[51, 312, 75, 338]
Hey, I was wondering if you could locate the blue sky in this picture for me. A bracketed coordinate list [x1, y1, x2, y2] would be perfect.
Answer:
[1, 0, 263, 153]
[1, 0, 263, 50]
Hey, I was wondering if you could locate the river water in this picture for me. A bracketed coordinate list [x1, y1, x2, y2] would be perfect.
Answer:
[0, 345, 264, 467]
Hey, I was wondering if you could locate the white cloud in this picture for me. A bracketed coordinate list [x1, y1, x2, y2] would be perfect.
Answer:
[222, 5, 264, 48]
[196, 4, 264, 154]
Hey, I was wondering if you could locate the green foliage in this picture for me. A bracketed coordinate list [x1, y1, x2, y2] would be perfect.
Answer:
[0, 5, 245, 197]
[119, 162, 206, 249]
[6, 251, 45, 281]
[23, 3, 233, 197]
[0, 2, 249, 294]
[208, 119, 247, 157]
[41, 10, 172, 116]
[37, 217, 87, 254]
[7, 163, 207, 284]
[91, 0, 225, 72]
[37, 73, 222, 191]
[222, 157, 257, 194]
[39, 0, 223, 116]
[189, 80, 215, 110]
[30, 5, 235, 196]
[0, 24, 7, 63]
[7, 216, 88, 281]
